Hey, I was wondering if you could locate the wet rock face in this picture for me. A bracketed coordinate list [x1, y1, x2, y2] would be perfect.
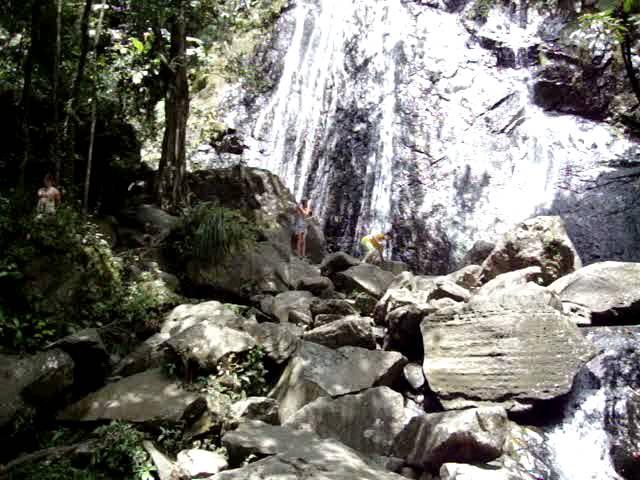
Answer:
[582, 327, 640, 479]
[205, 0, 640, 275]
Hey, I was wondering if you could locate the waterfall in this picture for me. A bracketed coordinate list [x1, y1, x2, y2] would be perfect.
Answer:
[545, 373, 625, 480]
[214, 0, 639, 269]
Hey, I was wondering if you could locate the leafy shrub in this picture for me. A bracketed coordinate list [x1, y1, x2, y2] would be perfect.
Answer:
[0, 193, 177, 352]
[91, 421, 155, 480]
[167, 202, 261, 273]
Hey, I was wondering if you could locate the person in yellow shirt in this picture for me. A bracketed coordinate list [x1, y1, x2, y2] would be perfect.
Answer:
[360, 231, 393, 264]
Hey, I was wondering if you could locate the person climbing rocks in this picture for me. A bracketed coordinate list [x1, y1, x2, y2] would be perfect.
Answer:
[361, 231, 392, 264]
[294, 198, 313, 257]
[36, 173, 61, 215]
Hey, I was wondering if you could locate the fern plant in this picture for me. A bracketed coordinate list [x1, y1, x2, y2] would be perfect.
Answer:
[175, 203, 260, 270]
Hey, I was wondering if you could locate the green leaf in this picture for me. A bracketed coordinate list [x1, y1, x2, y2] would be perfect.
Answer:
[131, 37, 145, 53]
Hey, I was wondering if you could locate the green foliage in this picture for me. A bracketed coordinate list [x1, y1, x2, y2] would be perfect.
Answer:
[198, 346, 269, 400]
[0, 194, 178, 352]
[9, 458, 105, 480]
[169, 203, 260, 271]
[468, 0, 495, 22]
[91, 421, 155, 480]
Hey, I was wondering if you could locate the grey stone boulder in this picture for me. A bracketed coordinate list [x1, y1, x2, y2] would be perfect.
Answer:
[272, 291, 315, 323]
[429, 279, 471, 303]
[271, 341, 407, 422]
[481, 216, 582, 285]
[302, 315, 376, 349]
[385, 304, 435, 361]
[460, 240, 496, 267]
[277, 258, 321, 290]
[313, 313, 344, 326]
[288, 310, 314, 326]
[374, 285, 434, 326]
[310, 298, 357, 317]
[244, 322, 302, 364]
[220, 421, 406, 480]
[439, 463, 518, 480]
[421, 303, 596, 411]
[285, 387, 408, 456]
[548, 261, 640, 325]
[445, 265, 483, 291]
[471, 282, 563, 311]
[476, 267, 544, 297]
[58, 369, 202, 423]
[46, 328, 110, 388]
[354, 292, 378, 316]
[231, 397, 280, 424]
[394, 406, 508, 470]
[143, 441, 176, 480]
[334, 263, 396, 298]
[380, 260, 411, 275]
[403, 363, 425, 390]
[113, 332, 171, 377]
[165, 322, 256, 371]
[176, 449, 228, 478]
[320, 252, 361, 277]
[295, 275, 335, 297]
[0, 349, 74, 428]
[161, 301, 248, 336]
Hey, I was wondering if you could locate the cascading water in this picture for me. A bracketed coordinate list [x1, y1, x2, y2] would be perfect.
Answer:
[211, 0, 640, 271]
[545, 327, 640, 480]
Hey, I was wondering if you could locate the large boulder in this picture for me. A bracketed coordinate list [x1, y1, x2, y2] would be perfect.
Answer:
[310, 298, 357, 317]
[46, 328, 110, 393]
[421, 303, 596, 411]
[548, 261, 640, 325]
[475, 267, 544, 297]
[271, 341, 407, 422]
[188, 166, 325, 263]
[320, 252, 361, 277]
[302, 315, 376, 349]
[243, 322, 302, 364]
[272, 291, 315, 323]
[164, 322, 256, 371]
[460, 240, 496, 267]
[176, 449, 228, 478]
[334, 263, 396, 298]
[58, 369, 202, 423]
[113, 332, 171, 377]
[0, 349, 74, 428]
[230, 397, 280, 425]
[394, 407, 508, 471]
[295, 275, 335, 297]
[276, 258, 322, 291]
[285, 387, 408, 456]
[220, 420, 406, 480]
[439, 463, 518, 480]
[481, 216, 582, 285]
[161, 301, 248, 336]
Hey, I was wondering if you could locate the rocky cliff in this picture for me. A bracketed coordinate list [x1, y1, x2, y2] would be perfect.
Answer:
[190, 0, 640, 274]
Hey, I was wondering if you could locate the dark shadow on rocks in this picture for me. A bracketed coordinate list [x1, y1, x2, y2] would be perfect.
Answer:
[544, 156, 640, 265]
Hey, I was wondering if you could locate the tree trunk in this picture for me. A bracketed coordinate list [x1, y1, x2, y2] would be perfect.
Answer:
[18, 0, 42, 191]
[620, 14, 640, 108]
[156, 0, 189, 211]
[53, 0, 63, 180]
[63, 0, 93, 182]
[83, 3, 106, 215]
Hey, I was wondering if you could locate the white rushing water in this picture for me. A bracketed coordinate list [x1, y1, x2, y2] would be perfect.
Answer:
[214, 0, 636, 263]
[546, 387, 624, 480]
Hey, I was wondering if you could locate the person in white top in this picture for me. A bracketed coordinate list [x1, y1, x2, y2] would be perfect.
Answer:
[294, 198, 313, 257]
[37, 174, 61, 214]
